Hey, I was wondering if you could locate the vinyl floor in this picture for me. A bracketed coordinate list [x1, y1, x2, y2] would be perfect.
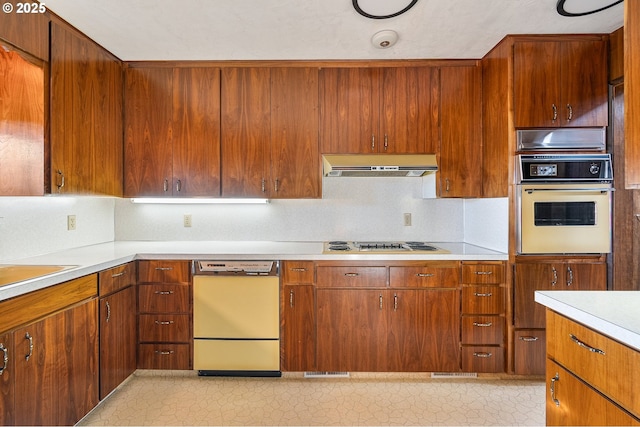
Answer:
[78, 370, 546, 426]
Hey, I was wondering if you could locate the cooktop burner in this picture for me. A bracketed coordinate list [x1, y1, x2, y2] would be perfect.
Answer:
[323, 241, 449, 254]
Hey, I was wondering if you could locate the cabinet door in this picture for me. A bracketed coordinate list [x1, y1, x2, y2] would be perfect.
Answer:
[439, 65, 482, 197]
[99, 286, 136, 399]
[514, 41, 562, 128]
[514, 329, 546, 375]
[172, 67, 221, 197]
[14, 300, 99, 426]
[50, 22, 123, 196]
[380, 67, 439, 154]
[388, 289, 460, 372]
[124, 67, 174, 196]
[270, 68, 320, 198]
[546, 359, 640, 426]
[281, 284, 316, 371]
[0, 332, 14, 426]
[566, 262, 607, 290]
[0, 48, 44, 196]
[561, 40, 608, 128]
[317, 289, 387, 371]
[221, 67, 271, 197]
[514, 262, 564, 329]
[319, 68, 379, 154]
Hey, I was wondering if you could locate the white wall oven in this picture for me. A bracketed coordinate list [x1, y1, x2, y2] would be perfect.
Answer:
[516, 154, 613, 254]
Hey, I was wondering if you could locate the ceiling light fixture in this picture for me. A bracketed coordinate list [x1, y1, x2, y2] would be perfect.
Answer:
[353, 0, 419, 19]
[371, 30, 399, 49]
[556, 0, 623, 17]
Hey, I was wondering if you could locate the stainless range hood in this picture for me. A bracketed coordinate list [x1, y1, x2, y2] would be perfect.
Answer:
[322, 154, 438, 177]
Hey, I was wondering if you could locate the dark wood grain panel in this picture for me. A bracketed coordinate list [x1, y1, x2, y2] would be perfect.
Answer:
[281, 261, 315, 284]
[389, 265, 459, 288]
[280, 284, 316, 371]
[625, 0, 640, 188]
[461, 262, 505, 284]
[137, 260, 191, 283]
[138, 343, 191, 369]
[462, 315, 504, 345]
[98, 262, 136, 296]
[0, 48, 45, 195]
[139, 314, 190, 343]
[138, 284, 190, 313]
[0, 332, 14, 425]
[316, 266, 387, 288]
[513, 329, 545, 375]
[461, 345, 504, 373]
[461, 285, 505, 315]
[0, 1, 49, 61]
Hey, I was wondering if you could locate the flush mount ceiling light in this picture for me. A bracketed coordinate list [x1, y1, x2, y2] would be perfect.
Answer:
[353, 0, 419, 19]
[556, 0, 623, 17]
[371, 30, 399, 49]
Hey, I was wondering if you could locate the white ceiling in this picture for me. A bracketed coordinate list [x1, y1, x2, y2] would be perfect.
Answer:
[44, 0, 624, 61]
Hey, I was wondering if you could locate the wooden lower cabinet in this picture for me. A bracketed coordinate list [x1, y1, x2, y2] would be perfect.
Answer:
[514, 329, 546, 376]
[316, 288, 460, 372]
[0, 332, 15, 425]
[281, 283, 316, 371]
[546, 360, 640, 426]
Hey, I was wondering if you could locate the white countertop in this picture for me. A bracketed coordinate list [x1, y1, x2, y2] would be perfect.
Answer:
[0, 240, 506, 301]
[535, 291, 640, 352]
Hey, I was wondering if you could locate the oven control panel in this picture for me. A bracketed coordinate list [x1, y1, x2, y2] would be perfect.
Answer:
[529, 164, 557, 177]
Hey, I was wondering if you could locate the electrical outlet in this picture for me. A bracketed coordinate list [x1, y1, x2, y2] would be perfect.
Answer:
[403, 213, 412, 226]
[184, 214, 192, 228]
[67, 215, 76, 231]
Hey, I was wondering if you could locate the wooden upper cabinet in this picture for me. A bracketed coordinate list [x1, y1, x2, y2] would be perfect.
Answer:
[124, 66, 221, 197]
[320, 67, 438, 154]
[221, 67, 320, 198]
[514, 39, 608, 128]
[625, 0, 640, 189]
[0, 48, 45, 196]
[50, 21, 124, 196]
[438, 65, 482, 198]
[0, 1, 49, 61]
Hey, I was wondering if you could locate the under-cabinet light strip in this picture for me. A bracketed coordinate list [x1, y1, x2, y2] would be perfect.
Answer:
[130, 198, 269, 204]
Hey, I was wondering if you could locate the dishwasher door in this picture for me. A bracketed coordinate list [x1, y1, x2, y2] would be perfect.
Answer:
[193, 275, 280, 376]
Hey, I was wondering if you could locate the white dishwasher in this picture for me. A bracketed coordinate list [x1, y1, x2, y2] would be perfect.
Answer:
[193, 260, 281, 377]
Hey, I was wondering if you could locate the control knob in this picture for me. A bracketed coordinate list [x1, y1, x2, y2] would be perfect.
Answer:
[589, 163, 600, 175]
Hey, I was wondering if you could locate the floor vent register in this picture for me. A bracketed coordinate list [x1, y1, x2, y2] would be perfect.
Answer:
[431, 372, 477, 379]
[304, 371, 350, 378]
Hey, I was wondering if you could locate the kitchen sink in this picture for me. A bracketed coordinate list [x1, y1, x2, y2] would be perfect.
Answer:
[0, 265, 76, 287]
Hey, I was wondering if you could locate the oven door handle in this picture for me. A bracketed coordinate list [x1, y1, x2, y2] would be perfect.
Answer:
[525, 187, 614, 194]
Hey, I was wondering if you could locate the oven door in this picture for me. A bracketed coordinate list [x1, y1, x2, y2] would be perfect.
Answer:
[517, 184, 612, 254]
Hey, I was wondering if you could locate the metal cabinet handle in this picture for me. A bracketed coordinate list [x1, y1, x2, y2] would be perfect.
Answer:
[473, 322, 493, 327]
[111, 271, 126, 278]
[519, 336, 539, 342]
[551, 266, 558, 287]
[274, 178, 279, 193]
[473, 352, 493, 358]
[416, 273, 434, 278]
[383, 134, 388, 151]
[163, 179, 169, 192]
[550, 373, 560, 406]
[290, 268, 307, 272]
[569, 334, 605, 355]
[344, 273, 359, 277]
[155, 350, 175, 356]
[552, 103, 558, 122]
[475, 271, 493, 275]
[0, 343, 7, 375]
[289, 289, 295, 308]
[155, 320, 174, 325]
[176, 179, 182, 192]
[371, 134, 375, 151]
[445, 178, 450, 193]
[56, 169, 65, 192]
[566, 104, 573, 121]
[379, 294, 383, 310]
[393, 293, 398, 311]
[566, 266, 573, 287]
[154, 290, 174, 295]
[24, 332, 33, 361]
[155, 267, 174, 271]
[261, 179, 266, 193]
[105, 301, 111, 323]
[474, 292, 493, 297]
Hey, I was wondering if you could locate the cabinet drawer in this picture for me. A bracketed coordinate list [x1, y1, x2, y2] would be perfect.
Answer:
[138, 260, 190, 283]
[461, 346, 505, 373]
[461, 316, 504, 345]
[462, 286, 505, 314]
[547, 311, 640, 419]
[137, 343, 191, 370]
[389, 265, 459, 288]
[98, 262, 136, 296]
[461, 263, 504, 284]
[514, 329, 546, 376]
[138, 284, 190, 313]
[316, 266, 387, 288]
[139, 314, 190, 343]
[282, 261, 314, 284]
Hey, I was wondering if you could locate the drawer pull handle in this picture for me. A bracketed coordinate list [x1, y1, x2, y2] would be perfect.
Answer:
[155, 267, 174, 271]
[519, 336, 539, 342]
[474, 271, 493, 275]
[569, 334, 605, 355]
[472, 352, 493, 358]
[344, 273, 360, 277]
[105, 301, 111, 323]
[379, 294, 383, 310]
[416, 273, 434, 278]
[290, 268, 307, 272]
[155, 350, 175, 356]
[550, 373, 560, 406]
[289, 289, 295, 308]
[24, 332, 33, 361]
[155, 291, 174, 295]
[474, 292, 493, 297]
[0, 343, 7, 375]
[155, 320, 174, 325]
[473, 322, 493, 327]
[111, 271, 126, 278]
